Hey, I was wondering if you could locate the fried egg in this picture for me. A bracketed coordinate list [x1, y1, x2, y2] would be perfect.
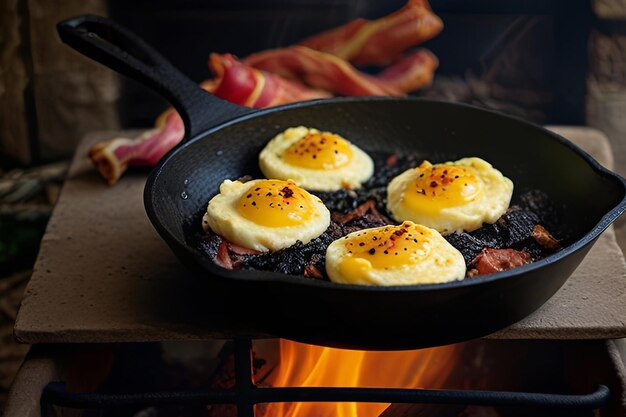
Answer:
[386, 157, 513, 234]
[259, 126, 374, 191]
[325, 221, 466, 285]
[203, 179, 330, 252]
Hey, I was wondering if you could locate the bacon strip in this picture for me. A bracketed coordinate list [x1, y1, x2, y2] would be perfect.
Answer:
[89, 0, 441, 185]
[245, 46, 438, 96]
[88, 55, 330, 185]
[208, 53, 332, 107]
[332, 200, 391, 225]
[531, 224, 561, 251]
[298, 0, 443, 66]
[215, 240, 233, 269]
[467, 248, 532, 277]
[88, 109, 184, 185]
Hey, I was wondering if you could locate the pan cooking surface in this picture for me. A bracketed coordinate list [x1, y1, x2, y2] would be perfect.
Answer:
[187, 148, 569, 282]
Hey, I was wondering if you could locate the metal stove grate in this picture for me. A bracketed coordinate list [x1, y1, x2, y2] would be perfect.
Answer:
[39, 338, 612, 417]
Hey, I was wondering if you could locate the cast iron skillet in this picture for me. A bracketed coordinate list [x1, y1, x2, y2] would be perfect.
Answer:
[58, 15, 626, 350]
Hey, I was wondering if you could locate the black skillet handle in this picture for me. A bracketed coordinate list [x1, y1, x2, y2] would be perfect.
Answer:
[57, 15, 255, 140]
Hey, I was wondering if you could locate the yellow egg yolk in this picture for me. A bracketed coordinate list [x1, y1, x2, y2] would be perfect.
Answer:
[282, 132, 353, 170]
[403, 162, 482, 215]
[338, 223, 432, 280]
[237, 180, 317, 227]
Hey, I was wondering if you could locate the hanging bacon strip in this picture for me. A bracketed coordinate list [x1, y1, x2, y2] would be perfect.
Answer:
[297, 0, 443, 66]
[245, 46, 438, 96]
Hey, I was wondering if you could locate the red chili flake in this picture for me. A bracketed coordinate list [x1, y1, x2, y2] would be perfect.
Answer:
[281, 187, 294, 198]
[430, 181, 438, 187]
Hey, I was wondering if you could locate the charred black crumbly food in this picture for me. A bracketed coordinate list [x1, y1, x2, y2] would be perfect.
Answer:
[195, 152, 566, 280]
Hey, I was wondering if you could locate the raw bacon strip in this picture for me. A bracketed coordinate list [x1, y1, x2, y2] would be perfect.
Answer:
[88, 109, 184, 185]
[208, 53, 331, 107]
[298, 0, 443, 66]
[467, 248, 532, 277]
[245, 46, 438, 96]
[88, 55, 330, 185]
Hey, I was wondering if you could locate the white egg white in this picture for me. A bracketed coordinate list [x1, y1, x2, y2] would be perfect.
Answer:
[259, 126, 374, 192]
[203, 179, 330, 252]
[325, 221, 466, 286]
[387, 157, 513, 234]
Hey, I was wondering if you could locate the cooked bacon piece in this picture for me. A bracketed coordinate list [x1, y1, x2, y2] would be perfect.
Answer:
[386, 153, 399, 167]
[467, 248, 532, 277]
[244, 46, 438, 96]
[304, 263, 324, 280]
[227, 242, 263, 256]
[332, 200, 385, 224]
[531, 224, 561, 251]
[208, 53, 331, 107]
[88, 109, 184, 185]
[215, 240, 233, 269]
[298, 0, 443, 66]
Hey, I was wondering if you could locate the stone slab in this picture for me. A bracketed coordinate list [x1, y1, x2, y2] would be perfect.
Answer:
[13, 127, 626, 344]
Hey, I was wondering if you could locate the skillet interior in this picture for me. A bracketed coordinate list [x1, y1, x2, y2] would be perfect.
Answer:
[146, 97, 626, 349]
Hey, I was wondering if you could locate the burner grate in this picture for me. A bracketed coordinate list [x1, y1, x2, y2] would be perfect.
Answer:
[39, 339, 612, 417]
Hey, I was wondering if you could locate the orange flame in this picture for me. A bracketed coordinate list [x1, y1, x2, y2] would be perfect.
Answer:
[256, 339, 459, 417]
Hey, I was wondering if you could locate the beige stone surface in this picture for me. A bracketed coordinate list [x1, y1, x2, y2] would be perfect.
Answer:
[13, 128, 626, 344]
[587, 30, 626, 257]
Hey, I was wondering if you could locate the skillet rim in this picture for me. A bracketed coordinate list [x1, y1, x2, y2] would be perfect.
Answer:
[144, 96, 626, 292]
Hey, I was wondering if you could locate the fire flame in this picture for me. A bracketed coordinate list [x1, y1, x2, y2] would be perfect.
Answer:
[256, 339, 459, 417]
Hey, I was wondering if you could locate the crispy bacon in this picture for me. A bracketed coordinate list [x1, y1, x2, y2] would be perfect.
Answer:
[531, 224, 561, 251]
[304, 263, 324, 280]
[215, 240, 233, 269]
[332, 200, 391, 225]
[245, 46, 438, 96]
[227, 242, 262, 256]
[298, 0, 443, 66]
[88, 109, 184, 185]
[467, 248, 532, 277]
